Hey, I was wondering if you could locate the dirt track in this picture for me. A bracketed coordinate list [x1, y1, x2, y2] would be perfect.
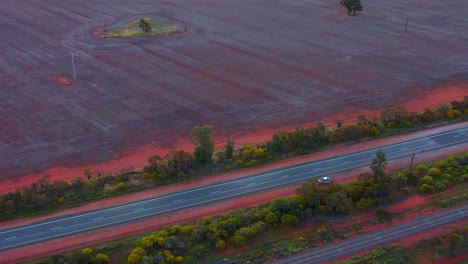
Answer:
[0, 0, 467, 181]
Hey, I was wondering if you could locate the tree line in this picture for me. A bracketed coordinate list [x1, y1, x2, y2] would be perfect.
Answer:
[1, 98, 467, 219]
[35, 152, 468, 264]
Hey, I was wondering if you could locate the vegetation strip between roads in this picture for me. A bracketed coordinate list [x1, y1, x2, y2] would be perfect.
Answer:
[0, 128, 466, 251]
[275, 205, 468, 263]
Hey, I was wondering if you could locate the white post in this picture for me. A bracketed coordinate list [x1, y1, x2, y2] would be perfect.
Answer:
[71, 53, 77, 80]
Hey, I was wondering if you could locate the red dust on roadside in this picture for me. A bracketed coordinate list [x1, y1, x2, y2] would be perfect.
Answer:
[327, 218, 468, 264]
[0, 140, 466, 263]
[0, 86, 466, 194]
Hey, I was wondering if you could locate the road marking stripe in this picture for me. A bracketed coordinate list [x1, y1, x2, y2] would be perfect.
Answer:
[173, 199, 183, 203]
[247, 183, 256, 186]
[211, 191, 221, 194]
[50, 227, 62, 231]
[313, 167, 321, 171]
[134, 208, 145, 212]
[93, 217, 104, 221]
[2, 128, 466, 237]
[4, 236, 16, 240]
[344, 161, 351, 164]
[280, 175, 289, 179]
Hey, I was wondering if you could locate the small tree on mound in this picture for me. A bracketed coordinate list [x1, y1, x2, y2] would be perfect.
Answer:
[139, 19, 152, 33]
[340, 0, 363, 16]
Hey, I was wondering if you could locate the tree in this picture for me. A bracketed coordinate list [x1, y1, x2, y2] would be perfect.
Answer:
[447, 233, 462, 256]
[324, 191, 353, 214]
[370, 149, 387, 181]
[71, 178, 85, 195]
[340, 0, 363, 16]
[376, 207, 392, 222]
[226, 139, 234, 159]
[138, 19, 151, 33]
[191, 125, 215, 164]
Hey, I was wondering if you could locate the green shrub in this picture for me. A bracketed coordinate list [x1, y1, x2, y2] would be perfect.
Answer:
[376, 207, 392, 222]
[419, 183, 435, 193]
[81, 247, 93, 255]
[95, 253, 110, 263]
[215, 239, 226, 250]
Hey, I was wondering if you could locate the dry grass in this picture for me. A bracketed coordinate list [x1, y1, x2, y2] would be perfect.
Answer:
[100, 18, 182, 38]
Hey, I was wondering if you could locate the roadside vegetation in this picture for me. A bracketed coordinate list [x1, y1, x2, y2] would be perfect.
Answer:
[99, 18, 183, 38]
[28, 152, 467, 264]
[337, 225, 468, 264]
[1, 98, 467, 221]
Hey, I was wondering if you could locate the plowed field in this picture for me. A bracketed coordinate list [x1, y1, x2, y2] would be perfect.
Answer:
[1, 0, 467, 180]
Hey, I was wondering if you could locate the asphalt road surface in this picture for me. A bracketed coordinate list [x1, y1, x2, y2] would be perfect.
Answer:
[275, 205, 468, 264]
[0, 127, 467, 251]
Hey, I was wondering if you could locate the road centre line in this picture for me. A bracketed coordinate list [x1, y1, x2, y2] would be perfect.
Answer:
[134, 208, 145, 212]
[50, 227, 62, 231]
[2, 128, 467, 236]
[2, 185, 467, 251]
[0, 179, 321, 251]
[4, 237, 16, 241]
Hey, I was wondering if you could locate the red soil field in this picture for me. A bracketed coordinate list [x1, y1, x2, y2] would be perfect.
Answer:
[0, 0, 467, 188]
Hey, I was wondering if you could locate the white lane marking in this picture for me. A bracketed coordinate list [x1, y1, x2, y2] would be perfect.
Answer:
[4, 236, 16, 241]
[134, 208, 145, 212]
[401, 147, 408, 150]
[173, 199, 184, 203]
[93, 217, 104, 221]
[280, 175, 289, 179]
[336, 246, 343, 252]
[2, 178, 466, 252]
[454, 134, 461, 138]
[211, 190, 221, 194]
[247, 183, 256, 187]
[343, 161, 351, 164]
[3, 128, 467, 236]
[313, 167, 321, 171]
[50, 227, 62, 231]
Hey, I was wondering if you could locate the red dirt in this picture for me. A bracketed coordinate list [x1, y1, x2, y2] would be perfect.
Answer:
[2, 0, 468, 204]
[0, 186, 296, 264]
[52, 76, 71, 86]
[1, 117, 466, 196]
[2, 123, 467, 230]
[326, 184, 467, 263]
[328, 219, 468, 264]
[0, 126, 466, 263]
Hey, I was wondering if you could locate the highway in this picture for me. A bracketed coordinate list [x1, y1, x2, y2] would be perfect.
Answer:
[275, 205, 468, 264]
[0, 127, 467, 251]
